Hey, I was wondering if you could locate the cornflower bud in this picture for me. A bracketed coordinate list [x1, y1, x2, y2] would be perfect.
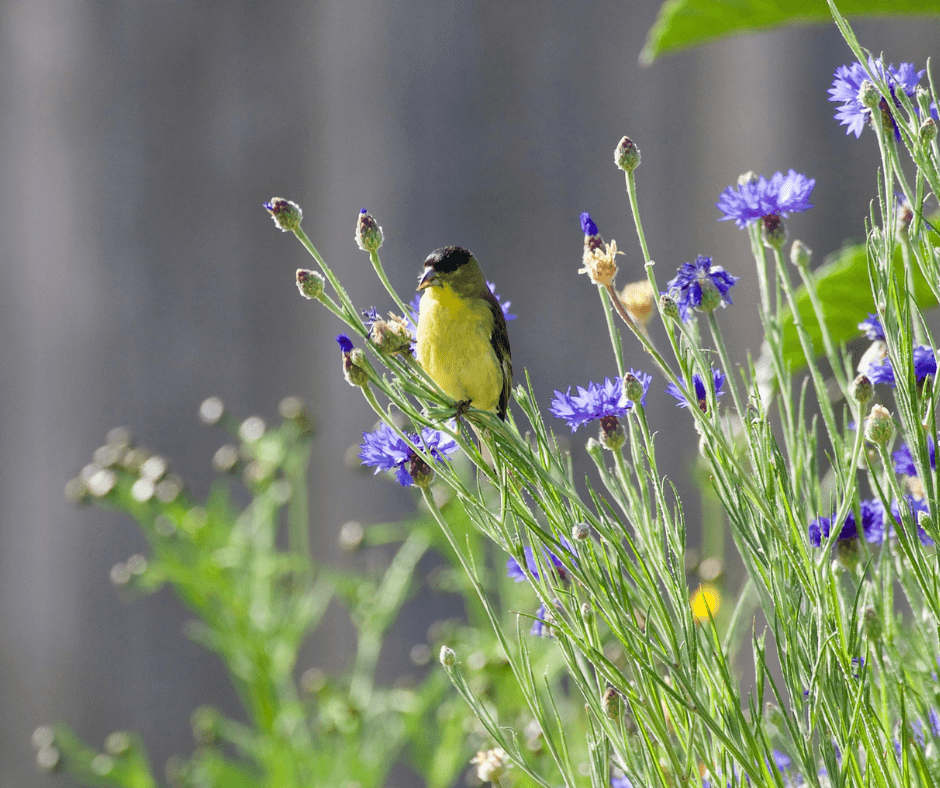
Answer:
[614, 135, 641, 172]
[858, 80, 880, 112]
[409, 453, 435, 489]
[296, 269, 325, 300]
[659, 294, 680, 321]
[623, 373, 644, 404]
[864, 606, 882, 641]
[790, 239, 812, 268]
[369, 313, 413, 355]
[921, 117, 937, 144]
[864, 403, 894, 446]
[602, 687, 623, 719]
[850, 374, 874, 405]
[263, 197, 302, 232]
[598, 415, 626, 451]
[439, 645, 456, 666]
[355, 208, 384, 252]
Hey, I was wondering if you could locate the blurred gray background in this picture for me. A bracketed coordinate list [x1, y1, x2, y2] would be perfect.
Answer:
[2, 1, 938, 786]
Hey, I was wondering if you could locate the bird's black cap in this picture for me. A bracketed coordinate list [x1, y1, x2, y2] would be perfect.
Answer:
[423, 246, 473, 275]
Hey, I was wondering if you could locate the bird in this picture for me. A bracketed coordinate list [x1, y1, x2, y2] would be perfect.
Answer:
[415, 246, 512, 421]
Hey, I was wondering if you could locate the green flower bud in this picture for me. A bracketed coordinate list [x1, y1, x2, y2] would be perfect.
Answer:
[602, 687, 622, 719]
[850, 374, 874, 405]
[369, 314, 413, 355]
[858, 80, 880, 111]
[296, 269, 325, 300]
[836, 537, 860, 571]
[921, 117, 937, 144]
[580, 601, 594, 623]
[345, 348, 370, 388]
[790, 239, 812, 268]
[263, 197, 302, 232]
[355, 208, 384, 252]
[864, 403, 894, 447]
[623, 373, 644, 404]
[696, 276, 723, 313]
[659, 294, 680, 321]
[439, 645, 456, 666]
[614, 136, 641, 172]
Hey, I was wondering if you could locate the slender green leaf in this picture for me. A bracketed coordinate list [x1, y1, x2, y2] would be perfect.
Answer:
[641, 0, 940, 64]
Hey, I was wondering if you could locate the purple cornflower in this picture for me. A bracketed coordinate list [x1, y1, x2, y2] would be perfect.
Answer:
[506, 538, 577, 583]
[865, 345, 937, 387]
[808, 499, 885, 547]
[550, 372, 651, 432]
[581, 211, 600, 237]
[358, 423, 458, 487]
[664, 255, 738, 322]
[893, 436, 937, 477]
[890, 495, 933, 546]
[665, 369, 726, 412]
[610, 770, 635, 788]
[829, 57, 924, 140]
[716, 170, 815, 228]
[859, 313, 885, 341]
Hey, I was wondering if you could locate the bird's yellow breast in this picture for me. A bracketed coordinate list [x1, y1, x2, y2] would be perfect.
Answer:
[416, 283, 502, 414]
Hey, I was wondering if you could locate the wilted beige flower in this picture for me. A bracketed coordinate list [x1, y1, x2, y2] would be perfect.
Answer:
[579, 238, 621, 288]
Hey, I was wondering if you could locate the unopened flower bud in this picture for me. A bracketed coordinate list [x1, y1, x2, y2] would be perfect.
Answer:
[571, 522, 590, 541]
[921, 117, 937, 144]
[836, 538, 860, 570]
[602, 687, 622, 719]
[439, 645, 456, 666]
[296, 269, 325, 300]
[858, 80, 880, 111]
[264, 198, 302, 232]
[580, 602, 594, 623]
[851, 374, 874, 404]
[790, 240, 812, 268]
[659, 294, 680, 321]
[614, 136, 641, 172]
[864, 403, 894, 446]
[696, 276, 723, 313]
[623, 373, 644, 404]
[355, 208, 384, 252]
[761, 214, 786, 250]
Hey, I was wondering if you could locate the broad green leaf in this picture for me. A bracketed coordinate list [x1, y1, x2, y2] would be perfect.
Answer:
[771, 236, 938, 376]
[641, 0, 940, 64]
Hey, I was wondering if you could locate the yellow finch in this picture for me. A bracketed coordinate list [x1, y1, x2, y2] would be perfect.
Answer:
[415, 246, 512, 420]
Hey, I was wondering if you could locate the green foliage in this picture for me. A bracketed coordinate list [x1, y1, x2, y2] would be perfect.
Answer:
[641, 0, 940, 64]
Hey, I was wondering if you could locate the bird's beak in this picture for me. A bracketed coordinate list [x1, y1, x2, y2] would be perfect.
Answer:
[417, 267, 438, 291]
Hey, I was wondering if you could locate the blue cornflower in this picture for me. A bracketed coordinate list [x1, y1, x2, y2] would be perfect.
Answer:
[808, 499, 885, 547]
[865, 345, 937, 387]
[506, 538, 577, 583]
[829, 57, 924, 140]
[893, 435, 937, 477]
[336, 334, 355, 354]
[859, 313, 885, 341]
[665, 369, 726, 412]
[664, 255, 738, 322]
[550, 374, 649, 432]
[487, 281, 517, 321]
[716, 170, 815, 228]
[530, 598, 561, 637]
[358, 423, 458, 487]
[890, 495, 933, 546]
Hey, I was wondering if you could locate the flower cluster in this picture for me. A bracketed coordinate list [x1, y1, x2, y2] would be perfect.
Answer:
[663, 255, 738, 322]
[358, 423, 458, 487]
